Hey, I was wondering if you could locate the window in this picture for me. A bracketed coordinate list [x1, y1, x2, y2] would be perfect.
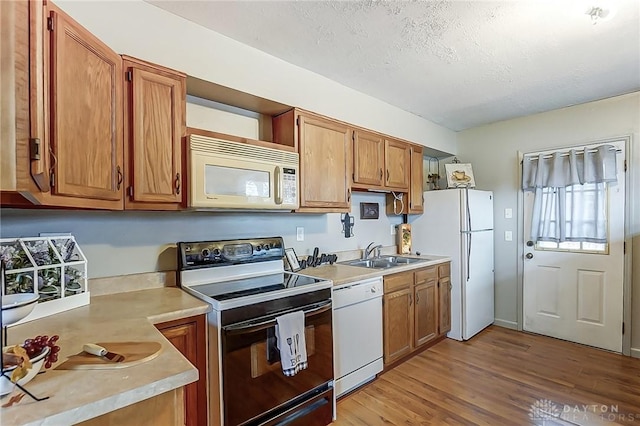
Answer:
[534, 183, 609, 254]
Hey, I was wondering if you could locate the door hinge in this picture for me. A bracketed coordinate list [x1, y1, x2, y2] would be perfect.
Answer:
[622, 322, 625, 335]
[352, 132, 355, 142]
[50, 171, 55, 188]
[352, 173, 355, 181]
[127, 186, 134, 197]
[623, 241, 626, 254]
[126, 70, 133, 81]
[47, 17, 53, 31]
[624, 159, 627, 172]
[296, 117, 300, 126]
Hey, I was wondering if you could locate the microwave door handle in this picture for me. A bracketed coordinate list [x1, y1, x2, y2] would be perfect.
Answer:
[274, 166, 283, 205]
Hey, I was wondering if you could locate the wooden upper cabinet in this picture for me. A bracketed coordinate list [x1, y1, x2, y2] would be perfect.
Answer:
[408, 145, 424, 214]
[123, 56, 185, 210]
[297, 113, 351, 211]
[352, 130, 384, 187]
[48, 7, 123, 205]
[384, 139, 410, 191]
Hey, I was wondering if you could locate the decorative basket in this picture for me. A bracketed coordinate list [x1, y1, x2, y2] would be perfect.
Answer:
[0, 236, 89, 325]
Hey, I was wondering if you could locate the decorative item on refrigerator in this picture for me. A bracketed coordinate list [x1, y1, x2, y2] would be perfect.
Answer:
[276, 311, 308, 376]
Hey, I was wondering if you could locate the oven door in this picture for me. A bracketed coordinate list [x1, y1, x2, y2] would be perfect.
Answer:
[221, 299, 333, 426]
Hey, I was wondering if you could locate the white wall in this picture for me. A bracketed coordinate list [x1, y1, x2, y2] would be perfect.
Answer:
[54, 0, 457, 155]
[0, 192, 403, 278]
[456, 92, 640, 348]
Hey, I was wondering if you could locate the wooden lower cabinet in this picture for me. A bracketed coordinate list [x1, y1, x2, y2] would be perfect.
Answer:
[383, 262, 451, 366]
[438, 262, 452, 335]
[77, 388, 184, 426]
[156, 315, 207, 426]
[383, 286, 413, 364]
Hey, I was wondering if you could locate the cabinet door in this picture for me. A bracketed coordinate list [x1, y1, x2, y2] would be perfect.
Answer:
[298, 115, 351, 210]
[439, 276, 452, 335]
[414, 280, 438, 347]
[383, 288, 413, 364]
[353, 130, 383, 187]
[49, 9, 123, 204]
[125, 61, 184, 208]
[384, 139, 410, 190]
[408, 145, 424, 214]
[156, 315, 207, 426]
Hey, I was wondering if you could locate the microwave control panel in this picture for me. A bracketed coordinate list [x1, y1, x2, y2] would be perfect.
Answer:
[282, 168, 297, 206]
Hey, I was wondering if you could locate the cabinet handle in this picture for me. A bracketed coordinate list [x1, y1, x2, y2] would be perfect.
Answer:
[175, 173, 181, 195]
[409, 294, 412, 306]
[347, 188, 351, 202]
[116, 166, 123, 190]
[386, 169, 389, 181]
[416, 293, 419, 303]
[379, 168, 383, 179]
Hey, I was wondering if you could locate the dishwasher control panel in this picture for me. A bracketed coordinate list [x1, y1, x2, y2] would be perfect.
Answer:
[332, 277, 383, 309]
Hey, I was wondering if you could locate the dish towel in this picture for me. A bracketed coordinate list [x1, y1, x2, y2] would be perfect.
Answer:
[276, 311, 308, 376]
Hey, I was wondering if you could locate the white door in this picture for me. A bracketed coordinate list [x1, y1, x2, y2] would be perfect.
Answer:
[523, 141, 625, 352]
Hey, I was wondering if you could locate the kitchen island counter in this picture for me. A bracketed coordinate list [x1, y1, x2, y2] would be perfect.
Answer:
[1, 287, 209, 426]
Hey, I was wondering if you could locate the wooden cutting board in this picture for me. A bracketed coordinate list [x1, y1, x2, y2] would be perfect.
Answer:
[55, 342, 162, 370]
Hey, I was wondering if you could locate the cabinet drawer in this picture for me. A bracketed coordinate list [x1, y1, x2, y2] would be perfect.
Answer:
[414, 267, 437, 285]
[384, 271, 413, 293]
[438, 262, 451, 278]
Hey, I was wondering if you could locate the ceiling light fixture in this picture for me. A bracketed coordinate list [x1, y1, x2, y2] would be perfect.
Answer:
[585, 5, 612, 25]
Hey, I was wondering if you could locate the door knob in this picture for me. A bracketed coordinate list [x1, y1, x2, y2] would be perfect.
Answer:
[525, 253, 533, 259]
[526, 240, 534, 247]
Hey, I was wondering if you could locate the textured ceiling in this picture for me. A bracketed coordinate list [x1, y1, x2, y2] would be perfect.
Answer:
[147, 0, 640, 131]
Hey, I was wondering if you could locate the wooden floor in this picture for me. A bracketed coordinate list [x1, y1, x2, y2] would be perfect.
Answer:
[333, 326, 640, 425]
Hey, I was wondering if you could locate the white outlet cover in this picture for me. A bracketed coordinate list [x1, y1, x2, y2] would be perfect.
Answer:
[296, 227, 304, 241]
[390, 225, 396, 235]
[505, 230, 513, 241]
[505, 208, 513, 219]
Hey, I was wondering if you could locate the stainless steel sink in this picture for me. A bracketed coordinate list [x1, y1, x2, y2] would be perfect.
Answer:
[346, 259, 396, 269]
[342, 255, 429, 269]
[377, 255, 425, 265]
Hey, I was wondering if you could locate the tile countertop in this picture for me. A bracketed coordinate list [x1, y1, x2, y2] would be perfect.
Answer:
[298, 254, 451, 286]
[1, 287, 210, 426]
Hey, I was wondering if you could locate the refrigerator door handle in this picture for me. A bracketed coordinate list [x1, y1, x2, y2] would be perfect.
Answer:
[467, 232, 472, 281]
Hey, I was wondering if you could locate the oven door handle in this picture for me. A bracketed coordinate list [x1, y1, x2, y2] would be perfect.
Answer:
[223, 300, 331, 335]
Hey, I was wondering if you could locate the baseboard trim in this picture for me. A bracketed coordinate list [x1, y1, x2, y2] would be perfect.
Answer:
[630, 348, 640, 359]
[493, 319, 518, 330]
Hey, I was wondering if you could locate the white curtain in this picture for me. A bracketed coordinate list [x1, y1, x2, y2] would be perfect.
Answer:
[522, 145, 617, 243]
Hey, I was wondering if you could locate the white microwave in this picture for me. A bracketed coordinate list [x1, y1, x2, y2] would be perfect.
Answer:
[188, 134, 299, 210]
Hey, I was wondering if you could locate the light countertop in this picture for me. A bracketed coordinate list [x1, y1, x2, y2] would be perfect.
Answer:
[1, 287, 210, 426]
[298, 254, 451, 286]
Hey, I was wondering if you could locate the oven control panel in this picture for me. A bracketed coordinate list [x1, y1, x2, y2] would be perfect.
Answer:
[178, 237, 285, 269]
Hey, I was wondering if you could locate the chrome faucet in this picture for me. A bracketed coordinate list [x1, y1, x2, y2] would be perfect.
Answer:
[363, 242, 383, 259]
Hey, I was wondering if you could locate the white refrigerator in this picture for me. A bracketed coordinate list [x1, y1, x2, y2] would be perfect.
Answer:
[411, 188, 495, 341]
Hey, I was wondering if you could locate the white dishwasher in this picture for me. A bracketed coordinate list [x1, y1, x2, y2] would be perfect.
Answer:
[333, 277, 383, 397]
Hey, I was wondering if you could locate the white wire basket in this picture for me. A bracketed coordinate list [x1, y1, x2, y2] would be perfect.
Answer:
[0, 236, 89, 326]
